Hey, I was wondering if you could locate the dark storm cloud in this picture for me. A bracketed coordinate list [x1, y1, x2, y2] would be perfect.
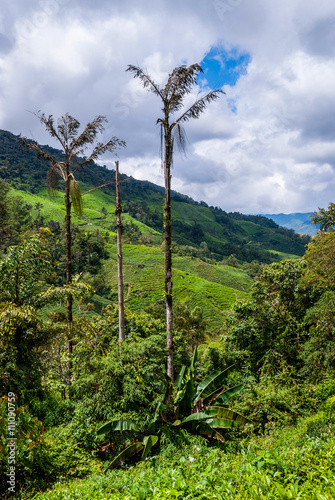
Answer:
[0, 33, 12, 53]
[299, 101, 335, 142]
[301, 17, 335, 58]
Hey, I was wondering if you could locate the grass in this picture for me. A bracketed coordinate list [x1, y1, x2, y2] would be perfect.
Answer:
[268, 249, 301, 260]
[28, 413, 335, 500]
[9, 187, 159, 236]
[104, 244, 250, 330]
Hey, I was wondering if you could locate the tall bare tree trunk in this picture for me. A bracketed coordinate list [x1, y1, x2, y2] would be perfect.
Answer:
[164, 128, 174, 380]
[115, 161, 125, 341]
[65, 175, 73, 386]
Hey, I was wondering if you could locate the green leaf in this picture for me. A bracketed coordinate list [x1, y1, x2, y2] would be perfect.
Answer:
[190, 346, 198, 372]
[206, 417, 241, 429]
[97, 420, 140, 435]
[195, 364, 235, 402]
[213, 384, 244, 405]
[197, 422, 225, 443]
[175, 365, 187, 389]
[206, 406, 250, 425]
[105, 442, 144, 471]
[181, 412, 211, 424]
[141, 435, 158, 460]
[177, 378, 195, 413]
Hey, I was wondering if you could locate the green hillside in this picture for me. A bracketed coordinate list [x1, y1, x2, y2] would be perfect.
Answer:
[0, 129, 310, 263]
[0, 128, 311, 329]
[103, 244, 250, 330]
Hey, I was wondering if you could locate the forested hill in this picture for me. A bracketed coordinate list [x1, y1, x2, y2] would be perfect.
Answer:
[0, 128, 310, 261]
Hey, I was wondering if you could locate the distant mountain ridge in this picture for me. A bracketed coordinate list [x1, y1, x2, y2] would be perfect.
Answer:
[261, 213, 320, 236]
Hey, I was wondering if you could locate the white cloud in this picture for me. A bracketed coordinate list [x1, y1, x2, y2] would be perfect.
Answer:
[1, 0, 335, 213]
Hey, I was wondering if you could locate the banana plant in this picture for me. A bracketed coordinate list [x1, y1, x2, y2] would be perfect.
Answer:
[96, 419, 158, 471]
[97, 347, 250, 469]
[171, 347, 249, 441]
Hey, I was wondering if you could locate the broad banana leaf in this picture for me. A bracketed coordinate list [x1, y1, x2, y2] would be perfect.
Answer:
[175, 348, 198, 400]
[197, 422, 225, 443]
[213, 384, 244, 405]
[149, 401, 164, 429]
[97, 419, 140, 435]
[181, 412, 211, 424]
[175, 365, 187, 389]
[150, 378, 173, 428]
[205, 417, 242, 429]
[105, 442, 144, 471]
[189, 347, 198, 373]
[141, 435, 159, 460]
[176, 378, 196, 414]
[206, 406, 250, 425]
[195, 364, 235, 403]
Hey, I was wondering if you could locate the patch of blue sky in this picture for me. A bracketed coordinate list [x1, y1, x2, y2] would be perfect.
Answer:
[199, 45, 251, 90]
[227, 98, 237, 113]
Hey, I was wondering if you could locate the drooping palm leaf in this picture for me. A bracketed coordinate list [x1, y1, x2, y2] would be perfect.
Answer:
[37, 278, 94, 307]
[105, 442, 144, 471]
[46, 166, 60, 195]
[141, 435, 159, 460]
[97, 420, 140, 436]
[126, 65, 163, 99]
[69, 179, 83, 217]
[173, 122, 188, 155]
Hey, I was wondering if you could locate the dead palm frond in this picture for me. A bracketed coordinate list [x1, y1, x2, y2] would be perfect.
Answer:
[69, 178, 83, 217]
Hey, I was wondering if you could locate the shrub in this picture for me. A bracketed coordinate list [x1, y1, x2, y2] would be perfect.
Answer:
[0, 396, 49, 497]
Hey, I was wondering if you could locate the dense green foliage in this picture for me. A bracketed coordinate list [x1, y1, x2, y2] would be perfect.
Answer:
[223, 236, 335, 382]
[24, 409, 335, 499]
[97, 347, 248, 469]
[1, 127, 335, 500]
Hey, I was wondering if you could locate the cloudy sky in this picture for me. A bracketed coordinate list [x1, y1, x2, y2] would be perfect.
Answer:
[1, 0, 335, 214]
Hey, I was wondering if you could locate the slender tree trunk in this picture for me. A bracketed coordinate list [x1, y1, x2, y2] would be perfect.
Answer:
[65, 174, 73, 386]
[164, 126, 174, 380]
[115, 161, 125, 341]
